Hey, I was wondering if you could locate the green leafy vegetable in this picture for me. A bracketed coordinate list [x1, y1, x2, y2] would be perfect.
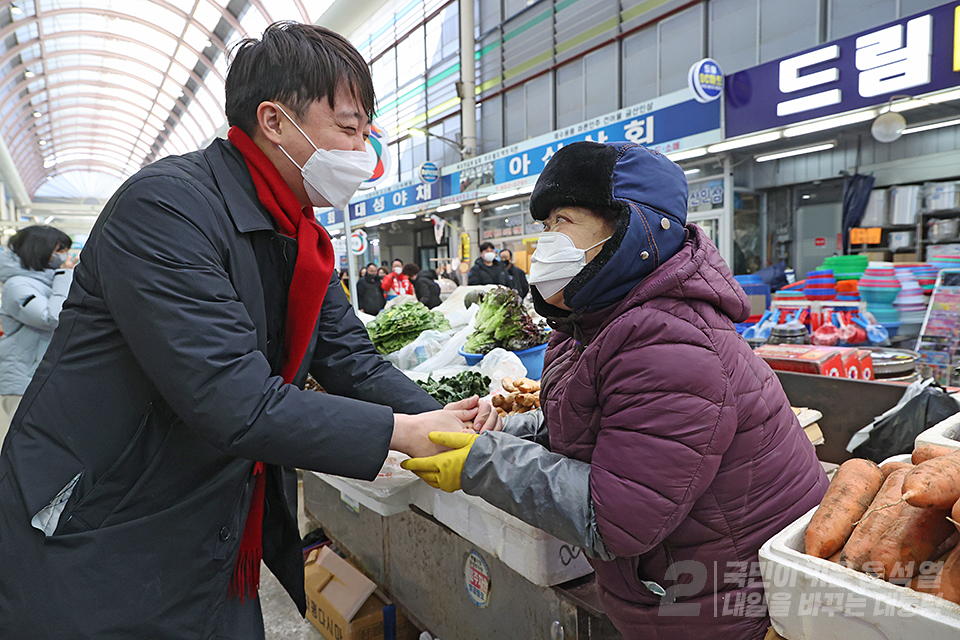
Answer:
[463, 286, 548, 355]
[416, 371, 491, 405]
[366, 301, 450, 354]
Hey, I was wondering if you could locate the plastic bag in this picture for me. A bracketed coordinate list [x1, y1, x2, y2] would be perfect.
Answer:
[324, 451, 420, 499]
[412, 322, 474, 373]
[385, 329, 450, 370]
[478, 348, 527, 392]
[849, 380, 960, 463]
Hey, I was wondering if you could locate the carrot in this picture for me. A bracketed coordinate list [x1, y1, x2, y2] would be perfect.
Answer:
[840, 468, 909, 571]
[902, 450, 960, 509]
[909, 533, 957, 594]
[805, 458, 884, 559]
[913, 444, 957, 465]
[866, 505, 955, 579]
[880, 460, 913, 479]
[925, 543, 960, 604]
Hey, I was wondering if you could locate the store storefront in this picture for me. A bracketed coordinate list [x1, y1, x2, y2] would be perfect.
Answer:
[701, 1, 960, 274]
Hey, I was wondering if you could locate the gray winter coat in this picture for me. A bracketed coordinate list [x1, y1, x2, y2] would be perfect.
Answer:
[0, 248, 73, 395]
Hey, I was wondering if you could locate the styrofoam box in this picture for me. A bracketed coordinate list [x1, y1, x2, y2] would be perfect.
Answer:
[413, 484, 594, 587]
[759, 454, 960, 640]
[860, 190, 889, 227]
[914, 409, 960, 452]
[313, 471, 419, 517]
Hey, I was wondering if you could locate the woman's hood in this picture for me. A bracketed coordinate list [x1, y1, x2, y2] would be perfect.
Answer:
[0, 247, 55, 285]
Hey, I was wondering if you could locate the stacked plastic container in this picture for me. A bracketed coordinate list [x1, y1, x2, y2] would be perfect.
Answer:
[928, 254, 960, 271]
[802, 269, 837, 301]
[859, 263, 901, 337]
[894, 266, 927, 337]
[914, 264, 940, 294]
[822, 254, 868, 281]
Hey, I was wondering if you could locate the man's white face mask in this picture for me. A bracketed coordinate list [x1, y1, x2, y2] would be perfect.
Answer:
[527, 231, 611, 299]
[274, 103, 373, 210]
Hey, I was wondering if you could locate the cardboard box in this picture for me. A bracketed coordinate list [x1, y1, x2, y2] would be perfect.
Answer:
[893, 252, 919, 263]
[304, 547, 417, 640]
[835, 347, 862, 379]
[754, 344, 844, 377]
[857, 349, 874, 381]
[865, 250, 892, 262]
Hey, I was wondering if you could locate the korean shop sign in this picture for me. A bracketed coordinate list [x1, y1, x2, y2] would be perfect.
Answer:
[439, 87, 721, 202]
[725, 2, 960, 138]
[317, 177, 441, 230]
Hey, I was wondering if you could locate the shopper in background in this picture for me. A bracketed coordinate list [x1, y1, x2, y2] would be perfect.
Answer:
[499, 248, 529, 300]
[467, 241, 508, 286]
[440, 263, 460, 285]
[339, 269, 350, 301]
[381, 257, 414, 300]
[403, 142, 829, 640]
[414, 267, 442, 309]
[357, 261, 385, 315]
[377, 265, 388, 278]
[0, 22, 472, 639]
[0, 225, 75, 441]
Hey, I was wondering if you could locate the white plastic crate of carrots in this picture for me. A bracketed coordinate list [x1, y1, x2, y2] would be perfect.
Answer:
[805, 445, 960, 604]
[491, 377, 540, 417]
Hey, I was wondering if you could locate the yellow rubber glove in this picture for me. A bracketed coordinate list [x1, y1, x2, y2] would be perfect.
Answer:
[400, 431, 479, 492]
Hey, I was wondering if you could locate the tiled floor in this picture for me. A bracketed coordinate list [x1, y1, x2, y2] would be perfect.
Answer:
[259, 476, 323, 640]
[260, 562, 323, 640]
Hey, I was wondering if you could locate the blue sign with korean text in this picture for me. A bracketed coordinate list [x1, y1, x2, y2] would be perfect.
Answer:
[347, 179, 439, 222]
[689, 58, 724, 103]
[438, 93, 720, 201]
[725, 2, 960, 138]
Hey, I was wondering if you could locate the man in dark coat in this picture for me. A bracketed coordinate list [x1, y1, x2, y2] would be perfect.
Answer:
[467, 241, 508, 286]
[499, 248, 529, 299]
[0, 23, 469, 639]
[356, 261, 385, 314]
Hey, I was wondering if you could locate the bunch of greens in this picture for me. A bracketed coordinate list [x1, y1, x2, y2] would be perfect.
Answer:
[366, 301, 450, 355]
[416, 371, 491, 405]
[463, 286, 548, 354]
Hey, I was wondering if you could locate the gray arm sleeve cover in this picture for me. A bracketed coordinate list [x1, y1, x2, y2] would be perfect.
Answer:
[499, 408, 549, 446]
[460, 430, 615, 561]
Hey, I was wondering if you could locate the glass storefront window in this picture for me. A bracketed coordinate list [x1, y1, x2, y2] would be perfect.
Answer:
[479, 200, 541, 243]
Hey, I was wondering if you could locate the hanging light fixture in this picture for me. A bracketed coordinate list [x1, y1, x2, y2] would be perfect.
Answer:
[871, 95, 910, 143]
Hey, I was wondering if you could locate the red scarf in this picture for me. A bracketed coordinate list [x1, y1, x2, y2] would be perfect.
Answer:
[226, 126, 335, 601]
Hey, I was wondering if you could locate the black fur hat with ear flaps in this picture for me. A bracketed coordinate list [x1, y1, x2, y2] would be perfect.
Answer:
[529, 141, 689, 316]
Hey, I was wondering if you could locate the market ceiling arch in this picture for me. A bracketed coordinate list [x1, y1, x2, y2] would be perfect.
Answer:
[1, 0, 317, 199]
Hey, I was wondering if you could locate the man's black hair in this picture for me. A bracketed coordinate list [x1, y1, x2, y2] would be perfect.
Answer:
[225, 22, 376, 137]
[8, 225, 72, 271]
[479, 242, 495, 252]
[499, 248, 513, 259]
[366, 262, 377, 269]
[392, 258, 403, 266]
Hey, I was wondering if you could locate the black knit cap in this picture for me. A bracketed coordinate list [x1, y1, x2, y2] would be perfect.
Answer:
[530, 142, 623, 221]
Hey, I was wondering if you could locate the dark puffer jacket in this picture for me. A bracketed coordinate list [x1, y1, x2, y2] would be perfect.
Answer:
[541, 224, 828, 640]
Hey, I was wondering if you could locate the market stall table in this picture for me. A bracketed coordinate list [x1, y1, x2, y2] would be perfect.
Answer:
[301, 470, 623, 640]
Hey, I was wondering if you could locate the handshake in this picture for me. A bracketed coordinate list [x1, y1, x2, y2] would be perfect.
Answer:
[391, 395, 503, 492]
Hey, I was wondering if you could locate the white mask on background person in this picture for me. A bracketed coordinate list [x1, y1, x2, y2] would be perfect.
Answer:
[274, 103, 373, 210]
[393, 266, 403, 274]
[482, 251, 497, 263]
[528, 231, 612, 299]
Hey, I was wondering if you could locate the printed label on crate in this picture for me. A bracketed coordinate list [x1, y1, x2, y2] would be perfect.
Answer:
[465, 550, 491, 608]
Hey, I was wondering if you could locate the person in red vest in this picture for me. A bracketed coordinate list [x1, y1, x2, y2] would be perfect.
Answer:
[0, 22, 473, 639]
[380, 257, 415, 301]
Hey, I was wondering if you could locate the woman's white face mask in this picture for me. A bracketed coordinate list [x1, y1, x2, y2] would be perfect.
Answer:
[527, 231, 611, 299]
[274, 103, 373, 210]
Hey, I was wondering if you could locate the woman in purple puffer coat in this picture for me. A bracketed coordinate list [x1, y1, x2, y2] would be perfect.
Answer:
[402, 141, 829, 640]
